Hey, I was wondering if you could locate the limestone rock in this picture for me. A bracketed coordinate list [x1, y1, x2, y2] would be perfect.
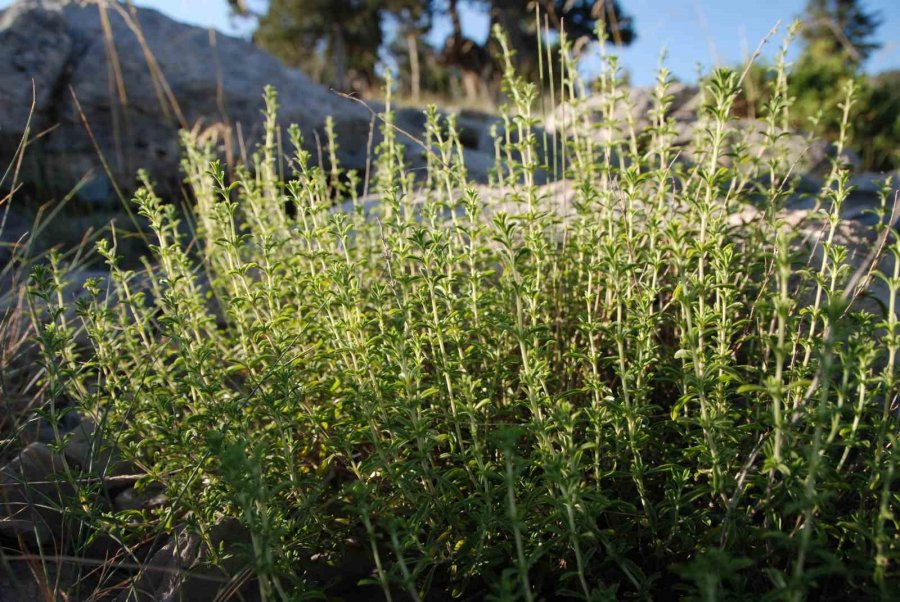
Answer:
[114, 484, 166, 512]
[0, 0, 370, 203]
[0, 208, 30, 267]
[0, 442, 73, 546]
[62, 416, 136, 480]
[0, 561, 43, 602]
[728, 199, 898, 315]
[116, 519, 257, 602]
[0, 0, 72, 138]
[545, 82, 697, 142]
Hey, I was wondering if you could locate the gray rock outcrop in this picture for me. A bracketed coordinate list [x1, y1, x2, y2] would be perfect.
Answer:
[544, 82, 868, 179]
[0, 0, 376, 203]
[0, 442, 73, 546]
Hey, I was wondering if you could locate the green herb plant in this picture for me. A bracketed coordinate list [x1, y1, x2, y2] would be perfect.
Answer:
[26, 21, 898, 601]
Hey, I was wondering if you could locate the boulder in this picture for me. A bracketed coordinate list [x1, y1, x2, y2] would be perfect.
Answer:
[61, 416, 136, 480]
[845, 171, 900, 224]
[545, 82, 870, 186]
[116, 519, 257, 602]
[0, 560, 44, 602]
[0, 442, 74, 546]
[0, 393, 34, 451]
[0, 207, 29, 267]
[0, 0, 372, 203]
[0, 0, 72, 136]
[545, 82, 697, 143]
[728, 198, 899, 315]
[115, 528, 204, 602]
[14, 405, 141, 483]
[114, 483, 166, 512]
[453, 107, 501, 153]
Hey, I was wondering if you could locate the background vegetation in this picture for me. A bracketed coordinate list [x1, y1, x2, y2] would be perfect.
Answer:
[229, 0, 898, 171]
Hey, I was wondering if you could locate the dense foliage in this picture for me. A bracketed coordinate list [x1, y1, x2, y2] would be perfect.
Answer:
[790, 0, 897, 171]
[236, 0, 635, 98]
[252, 0, 427, 92]
[29, 25, 898, 601]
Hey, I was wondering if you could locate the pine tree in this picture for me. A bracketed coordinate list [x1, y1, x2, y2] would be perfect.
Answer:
[386, 0, 436, 101]
[802, 0, 882, 64]
[228, 0, 636, 101]
[442, 0, 636, 101]
[791, 0, 883, 152]
[252, 0, 384, 93]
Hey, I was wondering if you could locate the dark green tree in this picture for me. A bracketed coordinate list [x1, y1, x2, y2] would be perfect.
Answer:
[442, 0, 636, 102]
[789, 0, 892, 168]
[227, 0, 636, 101]
[857, 70, 900, 170]
[491, 0, 636, 63]
[252, 0, 384, 93]
[801, 0, 882, 64]
[386, 0, 437, 101]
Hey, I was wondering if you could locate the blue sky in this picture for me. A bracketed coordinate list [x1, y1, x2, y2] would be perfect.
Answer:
[3, 0, 897, 86]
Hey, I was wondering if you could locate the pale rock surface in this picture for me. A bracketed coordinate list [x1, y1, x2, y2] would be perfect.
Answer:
[0, 0, 415, 202]
[0, 442, 72, 546]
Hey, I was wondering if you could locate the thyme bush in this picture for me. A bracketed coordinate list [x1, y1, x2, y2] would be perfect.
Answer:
[28, 25, 898, 600]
